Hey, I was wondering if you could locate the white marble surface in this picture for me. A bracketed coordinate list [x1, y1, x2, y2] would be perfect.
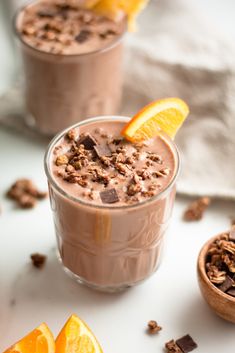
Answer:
[0, 128, 235, 352]
[0, 1, 235, 352]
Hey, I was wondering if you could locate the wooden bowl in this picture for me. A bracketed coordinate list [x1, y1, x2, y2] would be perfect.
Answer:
[197, 233, 235, 323]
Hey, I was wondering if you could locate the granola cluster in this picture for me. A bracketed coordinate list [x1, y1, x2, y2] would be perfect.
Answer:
[53, 126, 174, 205]
[206, 228, 235, 297]
[147, 320, 162, 334]
[7, 179, 47, 209]
[18, 0, 123, 55]
[183, 197, 211, 221]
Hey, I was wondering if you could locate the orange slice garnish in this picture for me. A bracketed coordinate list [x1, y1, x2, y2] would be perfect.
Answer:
[122, 97, 189, 142]
[83, 0, 149, 30]
[3, 323, 55, 353]
[55, 314, 103, 353]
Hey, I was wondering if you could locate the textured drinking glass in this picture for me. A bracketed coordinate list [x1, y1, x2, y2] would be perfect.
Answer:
[14, 2, 126, 136]
[44, 116, 180, 292]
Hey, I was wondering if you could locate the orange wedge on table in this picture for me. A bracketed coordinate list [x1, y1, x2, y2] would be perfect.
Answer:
[3, 323, 55, 353]
[122, 97, 189, 142]
[83, 0, 149, 30]
[55, 314, 103, 353]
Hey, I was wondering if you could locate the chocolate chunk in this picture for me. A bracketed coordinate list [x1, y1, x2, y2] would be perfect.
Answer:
[94, 144, 112, 158]
[100, 188, 119, 204]
[37, 10, 55, 18]
[218, 275, 234, 292]
[30, 253, 47, 269]
[75, 30, 91, 43]
[229, 225, 235, 241]
[77, 134, 97, 150]
[176, 335, 197, 353]
[227, 288, 235, 297]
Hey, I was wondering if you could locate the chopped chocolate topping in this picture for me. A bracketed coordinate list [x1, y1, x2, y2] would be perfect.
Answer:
[183, 197, 211, 221]
[218, 275, 234, 292]
[147, 320, 162, 334]
[75, 30, 91, 43]
[100, 188, 119, 204]
[77, 133, 97, 150]
[176, 335, 198, 353]
[53, 122, 174, 205]
[94, 144, 112, 158]
[30, 253, 47, 269]
[7, 179, 47, 209]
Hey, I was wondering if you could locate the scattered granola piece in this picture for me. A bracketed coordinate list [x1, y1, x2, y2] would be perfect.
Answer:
[165, 339, 182, 353]
[7, 179, 47, 209]
[147, 320, 162, 334]
[30, 253, 47, 269]
[183, 197, 211, 221]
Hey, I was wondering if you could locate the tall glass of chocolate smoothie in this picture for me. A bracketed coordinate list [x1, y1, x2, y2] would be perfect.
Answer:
[14, 1, 126, 135]
[44, 116, 180, 292]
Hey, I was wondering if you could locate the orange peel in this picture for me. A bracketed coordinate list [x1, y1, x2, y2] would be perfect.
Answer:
[3, 323, 55, 353]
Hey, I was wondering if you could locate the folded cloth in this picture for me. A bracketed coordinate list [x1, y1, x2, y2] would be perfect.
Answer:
[122, 0, 235, 199]
[1, 0, 235, 199]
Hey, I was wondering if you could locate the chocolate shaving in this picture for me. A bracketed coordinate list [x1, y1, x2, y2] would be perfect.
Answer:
[94, 144, 112, 158]
[75, 30, 91, 43]
[30, 253, 47, 269]
[218, 275, 234, 292]
[176, 335, 198, 353]
[100, 188, 119, 204]
[77, 134, 97, 150]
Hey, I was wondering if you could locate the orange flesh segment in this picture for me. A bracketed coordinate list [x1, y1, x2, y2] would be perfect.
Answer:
[121, 97, 189, 142]
[55, 314, 103, 353]
[83, 0, 149, 30]
[3, 323, 55, 353]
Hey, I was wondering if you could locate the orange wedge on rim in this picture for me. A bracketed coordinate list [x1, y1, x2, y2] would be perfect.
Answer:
[55, 314, 103, 353]
[121, 97, 189, 142]
[83, 0, 149, 30]
[3, 323, 55, 353]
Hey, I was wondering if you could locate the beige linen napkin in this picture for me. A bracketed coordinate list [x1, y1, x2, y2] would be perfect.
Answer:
[1, 0, 235, 199]
[122, 0, 235, 199]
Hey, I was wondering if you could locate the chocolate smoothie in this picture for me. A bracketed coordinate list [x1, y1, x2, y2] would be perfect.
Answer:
[15, 1, 126, 135]
[45, 116, 179, 291]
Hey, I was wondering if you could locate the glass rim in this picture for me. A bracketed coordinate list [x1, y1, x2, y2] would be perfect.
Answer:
[13, 0, 127, 58]
[44, 116, 181, 211]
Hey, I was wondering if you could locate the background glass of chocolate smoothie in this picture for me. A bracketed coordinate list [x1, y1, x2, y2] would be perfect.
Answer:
[15, 1, 126, 136]
[44, 116, 180, 292]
